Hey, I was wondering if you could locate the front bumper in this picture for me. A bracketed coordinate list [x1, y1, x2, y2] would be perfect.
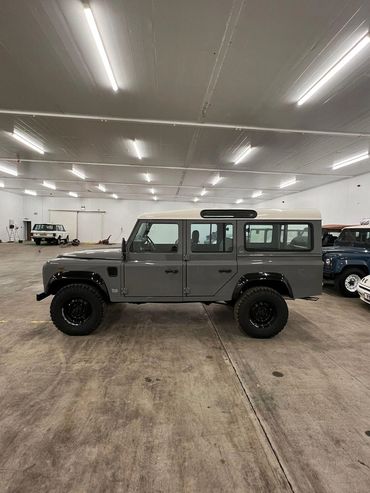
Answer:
[358, 285, 370, 305]
[36, 292, 49, 301]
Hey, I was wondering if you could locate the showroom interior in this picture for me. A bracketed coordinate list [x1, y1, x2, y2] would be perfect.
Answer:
[1, 0, 370, 492]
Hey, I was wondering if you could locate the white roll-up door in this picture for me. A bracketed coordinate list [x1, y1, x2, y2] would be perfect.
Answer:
[77, 212, 104, 243]
[49, 210, 77, 239]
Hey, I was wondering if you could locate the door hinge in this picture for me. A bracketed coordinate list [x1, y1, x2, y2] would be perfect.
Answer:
[121, 288, 128, 296]
[183, 254, 189, 261]
[184, 287, 191, 295]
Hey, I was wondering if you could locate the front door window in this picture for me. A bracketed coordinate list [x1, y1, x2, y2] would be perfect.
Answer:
[130, 222, 179, 253]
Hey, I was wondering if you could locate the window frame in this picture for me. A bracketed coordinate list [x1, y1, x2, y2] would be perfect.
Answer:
[244, 221, 314, 252]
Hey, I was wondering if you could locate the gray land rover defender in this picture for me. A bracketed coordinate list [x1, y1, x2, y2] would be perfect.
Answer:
[37, 208, 322, 338]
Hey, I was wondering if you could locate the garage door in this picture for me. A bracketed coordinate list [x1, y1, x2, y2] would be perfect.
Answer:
[77, 212, 104, 243]
[49, 210, 77, 239]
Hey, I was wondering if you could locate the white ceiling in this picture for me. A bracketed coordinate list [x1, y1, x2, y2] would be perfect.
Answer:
[0, 0, 370, 204]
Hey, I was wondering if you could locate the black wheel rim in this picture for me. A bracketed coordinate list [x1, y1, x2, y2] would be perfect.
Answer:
[62, 298, 92, 326]
[250, 301, 276, 328]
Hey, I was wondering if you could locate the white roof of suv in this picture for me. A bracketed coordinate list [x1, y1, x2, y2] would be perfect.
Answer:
[138, 208, 321, 220]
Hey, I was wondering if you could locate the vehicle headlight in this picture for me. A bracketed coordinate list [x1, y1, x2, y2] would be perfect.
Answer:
[325, 258, 331, 266]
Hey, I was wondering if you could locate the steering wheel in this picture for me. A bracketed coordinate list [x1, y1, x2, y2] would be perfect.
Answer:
[142, 235, 156, 251]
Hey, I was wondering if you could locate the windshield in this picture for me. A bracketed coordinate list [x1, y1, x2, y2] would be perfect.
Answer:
[33, 224, 56, 231]
[335, 228, 370, 248]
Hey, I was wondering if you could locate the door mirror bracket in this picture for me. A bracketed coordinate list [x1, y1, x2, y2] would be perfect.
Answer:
[121, 237, 127, 260]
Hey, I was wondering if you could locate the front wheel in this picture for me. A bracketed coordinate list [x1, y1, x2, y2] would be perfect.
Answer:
[335, 268, 365, 297]
[50, 284, 106, 336]
[234, 287, 288, 338]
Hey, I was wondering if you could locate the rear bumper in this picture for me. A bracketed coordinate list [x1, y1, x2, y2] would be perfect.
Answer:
[358, 286, 370, 305]
[36, 292, 49, 301]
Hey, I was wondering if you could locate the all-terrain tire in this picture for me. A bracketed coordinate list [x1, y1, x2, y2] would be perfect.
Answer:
[234, 287, 288, 338]
[34, 239, 41, 246]
[334, 268, 365, 297]
[50, 283, 106, 336]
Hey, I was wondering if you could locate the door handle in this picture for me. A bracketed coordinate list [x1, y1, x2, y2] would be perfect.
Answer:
[165, 269, 179, 274]
[218, 269, 232, 273]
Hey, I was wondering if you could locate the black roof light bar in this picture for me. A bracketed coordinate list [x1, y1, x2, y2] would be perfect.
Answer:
[201, 209, 257, 219]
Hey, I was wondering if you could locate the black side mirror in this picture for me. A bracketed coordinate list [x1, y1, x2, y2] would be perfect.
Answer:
[121, 237, 127, 260]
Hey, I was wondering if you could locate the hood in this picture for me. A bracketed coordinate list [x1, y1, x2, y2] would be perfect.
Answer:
[323, 245, 370, 256]
[57, 248, 122, 260]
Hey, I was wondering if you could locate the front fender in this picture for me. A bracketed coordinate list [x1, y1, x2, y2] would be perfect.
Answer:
[46, 271, 109, 299]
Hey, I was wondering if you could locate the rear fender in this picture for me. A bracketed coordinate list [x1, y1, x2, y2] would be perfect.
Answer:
[232, 272, 293, 300]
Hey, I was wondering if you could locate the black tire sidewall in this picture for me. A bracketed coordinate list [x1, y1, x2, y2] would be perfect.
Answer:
[235, 287, 288, 338]
[50, 284, 105, 336]
[336, 269, 364, 297]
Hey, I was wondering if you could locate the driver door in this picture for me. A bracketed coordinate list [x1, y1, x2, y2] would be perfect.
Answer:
[124, 220, 183, 298]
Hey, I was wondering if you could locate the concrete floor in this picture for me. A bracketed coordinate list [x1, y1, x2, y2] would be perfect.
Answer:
[1, 243, 370, 493]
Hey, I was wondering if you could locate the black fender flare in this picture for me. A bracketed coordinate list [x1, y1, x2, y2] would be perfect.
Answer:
[47, 271, 109, 299]
[232, 272, 294, 300]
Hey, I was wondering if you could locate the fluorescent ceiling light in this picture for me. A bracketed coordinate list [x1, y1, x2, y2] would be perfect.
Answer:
[234, 145, 252, 165]
[332, 151, 369, 170]
[145, 173, 151, 183]
[24, 189, 37, 196]
[297, 33, 370, 106]
[0, 163, 18, 176]
[193, 197, 199, 203]
[97, 184, 106, 192]
[252, 190, 263, 198]
[235, 198, 243, 204]
[42, 180, 56, 190]
[69, 191, 78, 198]
[12, 129, 44, 154]
[279, 177, 297, 189]
[71, 167, 86, 180]
[200, 188, 207, 196]
[132, 140, 142, 160]
[111, 193, 118, 199]
[84, 6, 118, 92]
[0, 181, 4, 188]
[153, 195, 158, 201]
[211, 174, 221, 186]
[150, 188, 155, 194]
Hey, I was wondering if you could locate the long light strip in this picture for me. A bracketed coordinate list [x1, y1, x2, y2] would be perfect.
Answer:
[97, 183, 106, 192]
[211, 174, 221, 186]
[0, 163, 18, 176]
[298, 33, 370, 106]
[153, 195, 158, 201]
[12, 129, 44, 154]
[252, 190, 263, 198]
[71, 167, 86, 180]
[112, 193, 118, 199]
[145, 173, 151, 183]
[42, 180, 56, 190]
[193, 197, 199, 203]
[280, 177, 297, 189]
[132, 140, 142, 160]
[24, 189, 37, 196]
[84, 6, 118, 92]
[332, 151, 369, 170]
[69, 191, 78, 198]
[234, 145, 252, 165]
[235, 198, 243, 204]
[0, 181, 4, 188]
[200, 188, 207, 196]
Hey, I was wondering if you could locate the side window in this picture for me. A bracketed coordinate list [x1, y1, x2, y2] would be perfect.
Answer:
[245, 224, 275, 250]
[191, 223, 233, 252]
[245, 223, 312, 251]
[130, 222, 179, 253]
[280, 224, 311, 250]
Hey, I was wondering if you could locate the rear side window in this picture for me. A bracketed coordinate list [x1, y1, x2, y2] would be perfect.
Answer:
[245, 223, 312, 251]
[191, 223, 233, 253]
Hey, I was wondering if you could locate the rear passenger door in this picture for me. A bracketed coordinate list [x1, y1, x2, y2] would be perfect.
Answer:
[185, 221, 237, 298]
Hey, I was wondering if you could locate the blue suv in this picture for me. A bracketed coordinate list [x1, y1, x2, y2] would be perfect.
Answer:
[322, 226, 370, 296]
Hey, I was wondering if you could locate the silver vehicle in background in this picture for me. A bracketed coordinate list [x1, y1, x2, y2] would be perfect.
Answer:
[31, 223, 69, 245]
[37, 209, 322, 338]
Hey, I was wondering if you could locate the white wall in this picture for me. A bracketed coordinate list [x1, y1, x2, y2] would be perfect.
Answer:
[23, 195, 228, 243]
[0, 190, 25, 242]
[259, 172, 370, 224]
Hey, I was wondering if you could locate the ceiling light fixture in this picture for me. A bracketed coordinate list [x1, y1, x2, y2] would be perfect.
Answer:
[252, 190, 263, 198]
[132, 140, 142, 160]
[42, 180, 56, 190]
[24, 189, 37, 196]
[153, 195, 158, 201]
[234, 145, 252, 165]
[200, 188, 207, 196]
[112, 193, 118, 199]
[297, 33, 370, 106]
[84, 5, 118, 92]
[332, 151, 369, 170]
[71, 167, 86, 180]
[12, 129, 44, 154]
[235, 198, 243, 204]
[69, 191, 78, 198]
[0, 163, 18, 176]
[97, 184, 106, 192]
[145, 173, 151, 183]
[211, 174, 221, 186]
[279, 177, 297, 189]
[0, 181, 4, 188]
[193, 197, 199, 203]
[150, 188, 155, 194]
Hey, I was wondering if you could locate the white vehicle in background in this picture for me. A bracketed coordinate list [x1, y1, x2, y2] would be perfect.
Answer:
[31, 224, 69, 245]
[358, 275, 370, 305]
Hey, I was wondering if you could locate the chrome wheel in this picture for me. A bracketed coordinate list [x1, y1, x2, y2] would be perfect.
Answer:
[344, 274, 361, 293]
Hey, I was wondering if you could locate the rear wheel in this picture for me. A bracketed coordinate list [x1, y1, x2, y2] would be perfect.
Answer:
[64, 236, 69, 244]
[234, 287, 288, 338]
[50, 284, 106, 336]
[34, 239, 41, 246]
[335, 268, 365, 297]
